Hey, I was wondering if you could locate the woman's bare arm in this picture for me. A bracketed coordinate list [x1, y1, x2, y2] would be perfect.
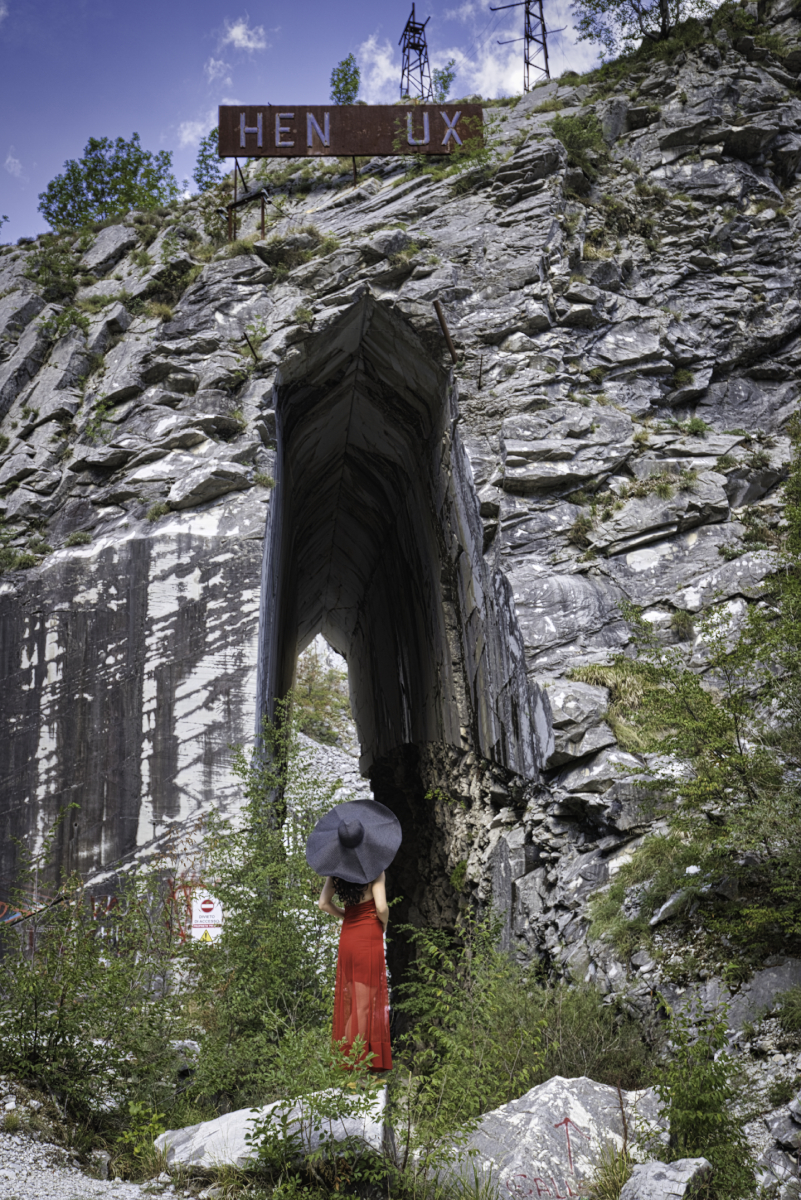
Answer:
[372, 871, 389, 930]
[318, 876, 345, 920]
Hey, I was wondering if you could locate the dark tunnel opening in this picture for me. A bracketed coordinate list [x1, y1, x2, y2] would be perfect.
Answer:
[258, 296, 551, 979]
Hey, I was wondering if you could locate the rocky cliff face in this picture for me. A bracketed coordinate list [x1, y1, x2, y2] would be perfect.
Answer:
[2, 4, 801, 997]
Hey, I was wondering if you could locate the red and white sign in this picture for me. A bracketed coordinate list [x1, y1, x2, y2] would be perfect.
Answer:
[191, 889, 223, 943]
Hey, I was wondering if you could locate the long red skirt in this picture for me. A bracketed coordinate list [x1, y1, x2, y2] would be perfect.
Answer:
[333, 898, 392, 1070]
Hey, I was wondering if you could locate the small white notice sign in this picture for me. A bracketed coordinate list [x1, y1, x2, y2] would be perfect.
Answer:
[191, 889, 223, 943]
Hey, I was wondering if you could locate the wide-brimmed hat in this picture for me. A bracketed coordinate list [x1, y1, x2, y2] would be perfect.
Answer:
[306, 799, 402, 885]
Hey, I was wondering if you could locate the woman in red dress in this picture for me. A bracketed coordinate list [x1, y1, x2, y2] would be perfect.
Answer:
[306, 799, 402, 1073]
[318, 870, 392, 1071]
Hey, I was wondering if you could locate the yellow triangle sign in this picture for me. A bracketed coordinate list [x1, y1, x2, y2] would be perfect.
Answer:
[200, 930, 213, 943]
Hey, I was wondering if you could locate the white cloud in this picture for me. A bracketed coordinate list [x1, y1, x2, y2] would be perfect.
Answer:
[0, 2, 8, 27]
[357, 34, 399, 104]
[221, 16, 268, 52]
[443, 0, 597, 97]
[205, 56, 232, 85]
[443, 1, 483, 20]
[177, 119, 211, 149]
[357, 0, 596, 108]
[4, 147, 26, 181]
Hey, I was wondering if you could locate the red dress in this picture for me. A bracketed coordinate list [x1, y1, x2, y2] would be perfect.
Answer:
[333, 898, 392, 1070]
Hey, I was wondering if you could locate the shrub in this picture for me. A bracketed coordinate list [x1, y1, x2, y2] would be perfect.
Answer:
[680, 415, 708, 436]
[777, 985, 801, 1033]
[550, 112, 610, 177]
[38, 306, 90, 340]
[64, 530, 91, 546]
[293, 304, 313, 325]
[146, 502, 170, 522]
[394, 913, 657, 1163]
[256, 227, 322, 271]
[670, 609, 695, 640]
[0, 846, 187, 1124]
[568, 513, 594, 546]
[432, 59, 457, 103]
[768, 1077, 798, 1107]
[254, 472, 276, 489]
[655, 1007, 754, 1198]
[585, 1142, 634, 1200]
[24, 244, 78, 303]
[534, 97, 565, 113]
[184, 708, 344, 1110]
[145, 301, 173, 322]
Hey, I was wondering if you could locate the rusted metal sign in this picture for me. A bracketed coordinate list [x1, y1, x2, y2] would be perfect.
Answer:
[218, 104, 483, 158]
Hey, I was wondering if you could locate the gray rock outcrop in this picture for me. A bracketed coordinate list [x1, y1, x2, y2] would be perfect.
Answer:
[2, 1, 801, 998]
[619, 1158, 713, 1200]
[155, 1087, 386, 1169]
[461, 1075, 663, 1191]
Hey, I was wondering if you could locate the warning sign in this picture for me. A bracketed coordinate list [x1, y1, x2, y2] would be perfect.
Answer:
[191, 889, 223, 943]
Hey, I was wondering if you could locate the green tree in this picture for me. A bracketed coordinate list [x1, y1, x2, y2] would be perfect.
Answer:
[294, 641, 352, 745]
[38, 133, 180, 230]
[432, 58, 457, 102]
[192, 128, 226, 193]
[571, 0, 710, 57]
[330, 53, 361, 105]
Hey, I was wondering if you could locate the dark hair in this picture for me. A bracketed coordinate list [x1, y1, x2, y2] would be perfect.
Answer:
[333, 877, 366, 908]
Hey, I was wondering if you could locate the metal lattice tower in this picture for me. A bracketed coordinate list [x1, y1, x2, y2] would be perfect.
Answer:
[399, 4, 433, 101]
[491, 0, 553, 91]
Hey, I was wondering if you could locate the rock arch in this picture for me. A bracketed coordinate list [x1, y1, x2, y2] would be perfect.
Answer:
[258, 295, 551, 937]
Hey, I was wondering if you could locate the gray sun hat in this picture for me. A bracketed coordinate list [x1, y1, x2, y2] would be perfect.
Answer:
[305, 799, 402, 885]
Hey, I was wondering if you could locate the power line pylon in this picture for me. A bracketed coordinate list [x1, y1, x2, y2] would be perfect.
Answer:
[399, 4, 433, 101]
[491, 0, 553, 92]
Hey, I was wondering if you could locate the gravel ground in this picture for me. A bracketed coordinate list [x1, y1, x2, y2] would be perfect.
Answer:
[0, 1131, 151, 1200]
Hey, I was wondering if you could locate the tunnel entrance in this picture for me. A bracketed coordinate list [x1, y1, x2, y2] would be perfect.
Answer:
[259, 296, 551, 964]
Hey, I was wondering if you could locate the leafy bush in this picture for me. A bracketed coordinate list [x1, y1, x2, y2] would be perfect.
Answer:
[395, 913, 656, 1155]
[575, 0, 711, 60]
[768, 1076, 798, 1107]
[777, 985, 801, 1033]
[38, 305, 90, 340]
[184, 708, 343, 1110]
[146, 502, 170, 522]
[23, 244, 79, 303]
[64, 530, 92, 546]
[256, 226, 323, 272]
[0, 845, 187, 1124]
[39, 134, 179, 230]
[655, 1007, 754, 1198]
[670, 609, 694, 640]
[550, 113, 610, 177]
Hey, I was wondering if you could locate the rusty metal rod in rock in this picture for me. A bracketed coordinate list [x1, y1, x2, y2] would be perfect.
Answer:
[433, 300, 459, 364]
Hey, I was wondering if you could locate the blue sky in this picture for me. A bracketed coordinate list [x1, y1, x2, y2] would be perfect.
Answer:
[0, 0, 597, 242]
